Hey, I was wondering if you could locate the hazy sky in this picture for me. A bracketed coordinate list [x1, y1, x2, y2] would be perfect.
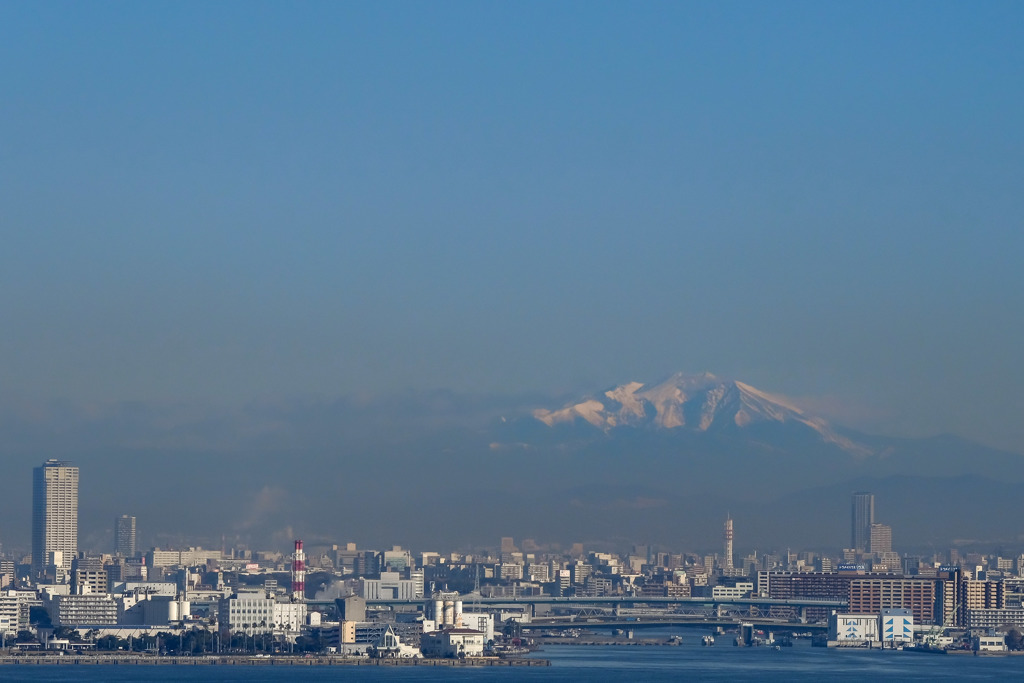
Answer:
[3, 1, 1023, 451]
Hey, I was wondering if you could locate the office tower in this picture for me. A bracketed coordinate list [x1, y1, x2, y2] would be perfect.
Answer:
[32, 460, 79, 575]
[869, 523, 893, 555]
[115, 515, 136, 557]
[723, 516, 734, 570]
[851, 492, 874, 553]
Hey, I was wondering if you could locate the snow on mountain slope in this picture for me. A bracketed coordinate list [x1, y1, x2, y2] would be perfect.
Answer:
[532, 372, 872, 455]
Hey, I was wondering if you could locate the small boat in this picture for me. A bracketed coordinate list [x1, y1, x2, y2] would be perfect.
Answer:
[702, 635, 715, 646]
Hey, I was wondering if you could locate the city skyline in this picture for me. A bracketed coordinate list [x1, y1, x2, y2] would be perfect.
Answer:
[2, 458, 1005, 566]
[9, 457, 1024, 659]
[3, 459, 994, 578]
[2, 2, 1023, 664]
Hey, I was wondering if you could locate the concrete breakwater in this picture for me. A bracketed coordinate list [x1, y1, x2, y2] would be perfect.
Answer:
[0, 655, 550, 667]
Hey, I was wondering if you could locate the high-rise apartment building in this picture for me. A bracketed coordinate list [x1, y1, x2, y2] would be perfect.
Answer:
[851, 492, 874, 553]
[32, 460, 79, 575]
[849, 578, 936, 625]
[115, 515, 137, 558]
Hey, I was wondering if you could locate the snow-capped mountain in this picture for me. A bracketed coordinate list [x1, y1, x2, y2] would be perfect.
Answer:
[532, 372, 870, 455]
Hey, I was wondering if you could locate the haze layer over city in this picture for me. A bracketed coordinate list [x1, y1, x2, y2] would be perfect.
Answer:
[2, 2, 1023, 556]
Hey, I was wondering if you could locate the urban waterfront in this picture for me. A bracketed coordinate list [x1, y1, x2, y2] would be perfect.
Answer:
[0, 643, 1021, 682]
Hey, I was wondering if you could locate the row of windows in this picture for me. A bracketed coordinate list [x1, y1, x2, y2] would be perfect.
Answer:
[851, 589, 932, 593]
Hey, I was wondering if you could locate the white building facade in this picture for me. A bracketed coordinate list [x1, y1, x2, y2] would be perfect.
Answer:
[218, 591, 307, 634]
[359, 572, 422, 600]
[829, 613, 880, 643]
[712, 583, 754, 600]
[420, 628, 485, 658]
[881, 608, 913, 643]
[48, 594, 118, 627]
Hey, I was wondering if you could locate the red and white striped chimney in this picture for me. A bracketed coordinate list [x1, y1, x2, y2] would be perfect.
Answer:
[292, 539, 306, 601]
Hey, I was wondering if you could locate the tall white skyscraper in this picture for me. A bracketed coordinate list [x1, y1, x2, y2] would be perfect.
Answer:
[32, 459, 79, 575]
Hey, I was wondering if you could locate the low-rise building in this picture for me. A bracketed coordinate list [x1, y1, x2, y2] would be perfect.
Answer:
[111, 581, 177, 597]
[712, 582, 754, 600]
[965, 608, 1024, 630]
[146, 547, 223, 568]
[324, 620, 419, 655]
[420, 628, 485, 658]
[973, 633, 1007, 652]
[499, 563, 523, 581]
[371, 624, 420, 658]
[359, 571, 422, 600]
[457, 612, 494, 643]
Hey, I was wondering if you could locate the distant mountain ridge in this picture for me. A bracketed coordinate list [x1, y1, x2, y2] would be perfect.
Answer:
[531, 372, 872, 456]
[6, 377, 1024, 551]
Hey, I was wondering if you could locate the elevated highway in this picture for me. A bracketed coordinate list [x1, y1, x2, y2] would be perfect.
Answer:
[308, 595, 843, 624]
[310, 595, 843, 609]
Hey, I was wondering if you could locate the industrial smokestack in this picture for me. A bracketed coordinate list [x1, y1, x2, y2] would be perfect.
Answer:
[292, 539, 306, 601]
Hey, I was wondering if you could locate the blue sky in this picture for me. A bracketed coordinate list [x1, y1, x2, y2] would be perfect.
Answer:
[2, 1, 1023, 450]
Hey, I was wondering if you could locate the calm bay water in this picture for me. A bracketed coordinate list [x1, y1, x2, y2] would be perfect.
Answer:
[1, 641, 1020, 682]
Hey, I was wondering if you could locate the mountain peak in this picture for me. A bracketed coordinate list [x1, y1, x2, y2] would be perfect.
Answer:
[531, 372, 872, 456]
